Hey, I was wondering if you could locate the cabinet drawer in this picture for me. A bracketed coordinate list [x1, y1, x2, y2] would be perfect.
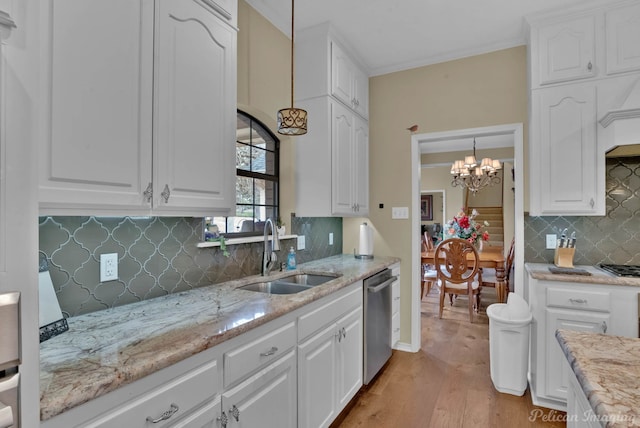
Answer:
[547, 288, 610, 312]
[86, 359, 219, 428]
[298, 283, 362, 341]
[224, 322, 295, 387]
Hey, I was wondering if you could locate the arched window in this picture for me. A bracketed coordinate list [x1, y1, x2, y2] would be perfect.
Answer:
[207, 110, 280, 236]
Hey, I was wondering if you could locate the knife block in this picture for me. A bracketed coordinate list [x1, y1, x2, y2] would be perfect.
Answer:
[554, 247, 575, 268]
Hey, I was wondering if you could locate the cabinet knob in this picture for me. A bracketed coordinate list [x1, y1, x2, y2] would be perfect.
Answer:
[161, 184, 171, 203]
[217, 411, 229, 428]
[602, 321, 608, 334]
[143, 182, 153, 203]
[590, 198, 594, 208]
[587, 61, 593, 71]
[146, 403, 179, 423]
[230, 404, 240, 422]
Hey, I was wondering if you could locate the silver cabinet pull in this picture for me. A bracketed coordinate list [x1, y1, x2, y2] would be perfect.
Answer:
[146, 403, 179, 423]
[587, 61, 593, 71]
[342, 327, 347, 339]
[161, 184, 170, 203]
[260, 346, 278, 357]
[217, 411, 228, 428]
[569, 298, 587, 304]
[602, 321, 608, 333]
[590, 198, 595, 208]
[143, 182, 153, 202]
[230, 404, 240, 422]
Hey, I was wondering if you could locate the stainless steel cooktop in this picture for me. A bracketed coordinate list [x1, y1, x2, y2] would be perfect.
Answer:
[599, 264, 640, 277]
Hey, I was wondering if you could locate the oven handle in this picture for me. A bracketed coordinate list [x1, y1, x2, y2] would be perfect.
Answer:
[367, 276, 397, 293]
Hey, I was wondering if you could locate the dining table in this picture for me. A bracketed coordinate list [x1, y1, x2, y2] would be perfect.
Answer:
[421, 246, 507, 303]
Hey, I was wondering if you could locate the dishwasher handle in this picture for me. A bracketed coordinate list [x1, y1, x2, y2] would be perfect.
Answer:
[367, 276, 397, 293]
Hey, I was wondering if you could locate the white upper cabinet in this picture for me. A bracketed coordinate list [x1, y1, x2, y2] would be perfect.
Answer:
[530, 83, 603, 215]
[39, 0, 236, 216]
[605, 2, 640, 75]
[295, 97, 369, 217]
[153, 0, 236, 214]
[294, 23, 369, 217]
[295, 22, 369, 120]
[534, 15, 597, 86]
[528, 0, 640, 88]
[331, 42, 368, 119]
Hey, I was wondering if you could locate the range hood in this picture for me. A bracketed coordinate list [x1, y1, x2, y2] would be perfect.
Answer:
[600, 76, 640, 155]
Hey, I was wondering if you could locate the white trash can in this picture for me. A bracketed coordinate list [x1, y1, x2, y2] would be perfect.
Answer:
[486, 292, 532, 396]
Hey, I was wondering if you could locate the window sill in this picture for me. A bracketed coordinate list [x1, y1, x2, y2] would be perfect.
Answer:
[197, 235, 298, 248]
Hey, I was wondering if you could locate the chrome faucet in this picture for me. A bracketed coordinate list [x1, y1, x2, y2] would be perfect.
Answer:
[262, 218, 280, 276]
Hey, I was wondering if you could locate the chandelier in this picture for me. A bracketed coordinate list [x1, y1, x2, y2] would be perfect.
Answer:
[450, 138, 502, 194]
[277, 0, 307, 135]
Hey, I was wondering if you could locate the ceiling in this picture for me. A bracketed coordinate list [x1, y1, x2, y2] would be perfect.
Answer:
[246, 0, 590, 76]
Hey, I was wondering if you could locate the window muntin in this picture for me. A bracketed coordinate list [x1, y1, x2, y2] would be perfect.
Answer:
[207, 111, 279, 236]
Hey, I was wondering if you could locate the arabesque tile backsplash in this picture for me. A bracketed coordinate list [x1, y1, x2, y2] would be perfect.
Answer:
[39, 215, 342, 317]
[524, 156, 640, 265]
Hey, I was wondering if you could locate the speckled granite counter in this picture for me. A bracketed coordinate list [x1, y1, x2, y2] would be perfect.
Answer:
[40, 254, 400, 421]
[526, 263, 640, 287]
[556, 329, 640, 427]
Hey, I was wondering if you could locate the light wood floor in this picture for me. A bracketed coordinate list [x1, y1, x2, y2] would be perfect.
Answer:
[335, 286, 566, 428]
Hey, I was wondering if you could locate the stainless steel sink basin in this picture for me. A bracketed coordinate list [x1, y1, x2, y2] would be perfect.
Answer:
[238, 281, 312, 295]
[238, 273, 341, 295]
[278, 273, 340, 286]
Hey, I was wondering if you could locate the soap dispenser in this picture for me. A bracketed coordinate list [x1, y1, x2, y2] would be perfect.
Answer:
[287, 247, 297, 270]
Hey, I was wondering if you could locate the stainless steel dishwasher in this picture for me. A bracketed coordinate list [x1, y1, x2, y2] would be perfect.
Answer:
[363, 268, 396, 384]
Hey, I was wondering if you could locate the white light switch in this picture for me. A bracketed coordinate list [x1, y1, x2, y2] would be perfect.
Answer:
[391, 207, 409, 219]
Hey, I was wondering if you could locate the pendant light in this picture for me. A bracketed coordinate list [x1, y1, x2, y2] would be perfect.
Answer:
[277, 0, 308, 135]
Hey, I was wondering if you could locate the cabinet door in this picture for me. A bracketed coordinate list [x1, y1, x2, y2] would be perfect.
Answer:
[39, 0, 154, 212]
[537, 15, 596, 85]
[331, 42, 354, 109]
[223, 350, 296, 428]
[331, 102, 355, 215]
[545, 308, 609, 401]
[352, 116, 369, 215]
[335, 307, 363, 410]
[351, 67, 369, 119]
[297, 323, 338, 428]
[531, 84, 601, 215]
[605, 2, 640, 75]
[154, 0, 236, 215]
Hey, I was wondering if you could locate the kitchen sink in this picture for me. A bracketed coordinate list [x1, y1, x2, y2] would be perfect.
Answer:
[238, 273, 341, 295]
[238, 281, 312, 295]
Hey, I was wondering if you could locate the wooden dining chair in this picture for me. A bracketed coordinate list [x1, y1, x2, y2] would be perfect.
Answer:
[434, 237, 481, 322]
[421, 233, 437, 298]
[480, 237, 515, 293]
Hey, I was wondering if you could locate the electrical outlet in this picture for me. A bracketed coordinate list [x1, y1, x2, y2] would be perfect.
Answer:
[545, 234, 557, 250]
[100, 253, 118, 282]
[297, 235, 305, 251]
[329, 232, 333, 245]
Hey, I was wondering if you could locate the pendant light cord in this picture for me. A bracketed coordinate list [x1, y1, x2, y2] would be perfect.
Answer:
[290, 0, 295, 108]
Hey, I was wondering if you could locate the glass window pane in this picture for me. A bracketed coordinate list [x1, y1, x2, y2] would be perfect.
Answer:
[236, 176, 253, 204]
[236, 142, 251, 171]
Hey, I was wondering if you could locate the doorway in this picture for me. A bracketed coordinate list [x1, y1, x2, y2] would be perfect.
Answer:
[408, 123, 524, 351]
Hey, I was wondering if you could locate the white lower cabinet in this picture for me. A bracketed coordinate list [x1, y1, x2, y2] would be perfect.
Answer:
[566, 367, 600, 428]
[222, 350, 297, 428]
[297, 282, 363, 428]
[527, 273, 637, 411]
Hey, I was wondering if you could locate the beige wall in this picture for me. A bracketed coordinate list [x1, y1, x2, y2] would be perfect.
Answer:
[237, 0, 297, 223]
[344, 47, 528, 344]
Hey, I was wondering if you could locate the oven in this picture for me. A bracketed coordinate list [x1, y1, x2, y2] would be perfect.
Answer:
[363, 268, 397, 384]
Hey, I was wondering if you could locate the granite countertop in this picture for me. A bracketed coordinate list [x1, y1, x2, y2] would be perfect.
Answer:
[526, 263, 640, 287]
[40, 254, 400, 421]
[556, 329, 640, 427]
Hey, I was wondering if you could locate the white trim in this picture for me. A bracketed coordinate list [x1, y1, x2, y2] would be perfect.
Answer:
[410, 123, 524, 352]
[197, 234, 298, 248]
